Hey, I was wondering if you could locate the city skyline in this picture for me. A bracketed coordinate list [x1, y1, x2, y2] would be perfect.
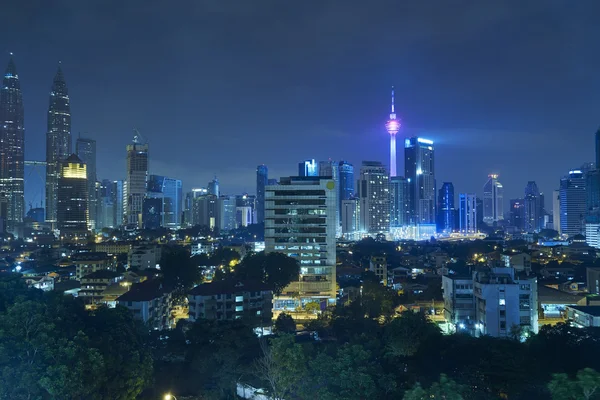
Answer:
[4, 2, 600, 206]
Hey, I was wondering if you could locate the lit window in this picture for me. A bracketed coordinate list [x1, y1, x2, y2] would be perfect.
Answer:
[499, 299, 506, 306]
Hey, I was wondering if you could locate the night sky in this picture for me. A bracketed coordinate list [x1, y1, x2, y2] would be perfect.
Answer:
[3, 1, 600, 209]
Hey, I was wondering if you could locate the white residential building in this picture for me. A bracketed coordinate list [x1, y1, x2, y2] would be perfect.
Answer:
[473, 267, 538, 338]
[265, 176, 337, 311]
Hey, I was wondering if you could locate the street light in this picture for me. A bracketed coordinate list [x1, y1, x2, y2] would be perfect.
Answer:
[164, 394, 177, 400]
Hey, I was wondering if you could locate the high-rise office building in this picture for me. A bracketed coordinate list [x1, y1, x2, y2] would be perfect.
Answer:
[220, 195, 237, 231]
[142, 197, 162, 230]
[509, 199, 525, 231]
[256, 165, 268, 224]
[0, 56, 25, 232]
[483, 174, 504, 225]
[76, 137, 97, 230]
[338, 161, 354, 217]
[560, 169, 586, 237]
[57, 154, 88, 238]
[236, 194, 256, 227]
[341, 198, 359, 234]
[45, 65, 71, 227]
[125, 136, 149, 227]
[586, 169, 600, 223]
[207, 176, 219, 197]
[193, 194, 220, 230]
[318, 160, 338, 179]
[385, 87, 401, 177]
[147, 175, 182, 229]
[524, 181, 543, 232]
[552, 189, 561, 233]
[459, 193, 477, 234]
[404, 137, 435, 224]
[298, 159, 317, 177]
[96, 179, 115, 229]
[437, 182, 455, 232]
[357, 161, 390, 233]
[184, 188, 207, 227]
[390, 176, 408, 227]
[114, 180, 124, 227]
[265, 176, 337, 310]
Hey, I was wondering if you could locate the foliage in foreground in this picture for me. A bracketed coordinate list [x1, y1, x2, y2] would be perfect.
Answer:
[0, 274, 152, 400]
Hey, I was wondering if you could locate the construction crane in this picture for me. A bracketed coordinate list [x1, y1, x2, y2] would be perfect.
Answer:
[132, 128, 147, 144]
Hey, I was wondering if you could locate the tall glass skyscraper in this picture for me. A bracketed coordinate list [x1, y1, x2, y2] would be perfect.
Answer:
[483, 174, 504, 225]
[357, 161, 389, 233]
[510, 199, 525, 231]
[524, 181, 543, 232]
[256, 165, 268, 224]
[459, 193, 477, 234]
[437, 182, 455, 232]
[0, 56, 25, 232]
[57, 154, 88, 238]
[298, 159, 317, 177]
[147, 175, 182, 229]
[125, 136, 149, 227]
[76, 137, 97, 230]
[338, 161, 354, 214]
[390, 176, 408, 227]
[560, 169, 586, 237]
[404, 137, 435, 224]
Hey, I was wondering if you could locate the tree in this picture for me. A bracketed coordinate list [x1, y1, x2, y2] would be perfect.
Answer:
[233, 252, 299, 295]
[304, 301, 321, 314]
[0, 293, 152, 400]
[184, 319, 260, 398]
[254, 334, 308, 400]
[384, 311, 442, 358]
[160, 246, 202, 291]
[549, 368, 600, 400]
[309, 344, 382, 400]
[360, 281, 400, 320]
[403, 374, 464, 400]
[274, 312, 296, 334]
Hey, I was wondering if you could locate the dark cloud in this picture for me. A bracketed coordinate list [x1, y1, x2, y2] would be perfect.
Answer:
[2, 0, 600, 205]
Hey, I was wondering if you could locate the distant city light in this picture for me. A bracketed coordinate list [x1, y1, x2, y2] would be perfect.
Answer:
[417, 138, 433, 145]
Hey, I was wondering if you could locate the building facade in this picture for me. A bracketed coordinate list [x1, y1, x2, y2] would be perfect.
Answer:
[483, 174, 504, 225]
[338, 161, 354, 222]
[404, 137, 435, 224]
[357, 161, 390, 233]
[524, 181, 543, 232]
[298, 159, 317, 177]
[459, 193, 477, 234]
[390, 176, 408, 228]
[45, 66, 71, 227]
[510, 199, 525, 231]
[437, 182, 455, 232]
[188, 281, 273, 326]
[125, 137, 149, 228]
[265, 176, 337, 310]
[76, 137, 97, 230]
[0, 57, 25, 232]
[57, 154, 88, 238]
[560, 170, 586, 237]
[147, 175, 182, 229]
[473, 267, 538, 338]
[256, 165, 268, 224]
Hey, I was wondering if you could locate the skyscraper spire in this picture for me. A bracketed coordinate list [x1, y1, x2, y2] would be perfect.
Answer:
[385, 86, 401, 177]
[46, 62, 72, 226]
[0, 55, 25, 232]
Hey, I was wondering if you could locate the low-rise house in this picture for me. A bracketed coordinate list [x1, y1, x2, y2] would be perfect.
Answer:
[188, 280, 273, 326]
[25, 275, 54, 291]
[128, 244, 162, 270]
[566, 306, 600, 328]
[71, 252, 114, 280]
[79, 270, 122, 305]
[117, 279, 173, 330]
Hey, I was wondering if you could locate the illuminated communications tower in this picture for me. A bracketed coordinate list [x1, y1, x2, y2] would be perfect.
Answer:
[385, 86, 400, 177]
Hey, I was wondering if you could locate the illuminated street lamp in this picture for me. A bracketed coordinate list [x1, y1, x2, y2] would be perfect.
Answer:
[164, 394, 177, 400]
